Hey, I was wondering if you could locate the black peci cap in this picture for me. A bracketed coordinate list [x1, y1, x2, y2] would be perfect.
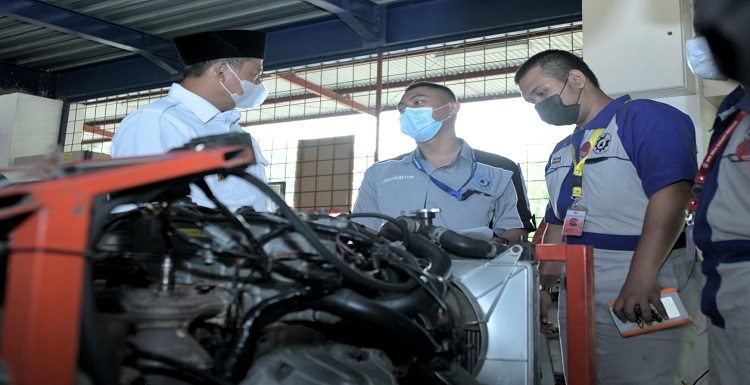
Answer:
[174, 30, 267, 65]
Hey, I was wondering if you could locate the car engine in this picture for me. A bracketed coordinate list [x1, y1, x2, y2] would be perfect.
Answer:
[0, 134, 539, 385]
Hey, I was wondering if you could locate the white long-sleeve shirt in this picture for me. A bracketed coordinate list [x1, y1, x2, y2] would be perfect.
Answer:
[111, 83, 271, 212]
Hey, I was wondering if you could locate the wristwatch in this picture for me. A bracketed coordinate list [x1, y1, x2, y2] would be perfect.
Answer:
[540, 284, 554, 294]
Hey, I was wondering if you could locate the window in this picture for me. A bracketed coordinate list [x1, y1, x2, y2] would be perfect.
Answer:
[295, 136, 354, 213]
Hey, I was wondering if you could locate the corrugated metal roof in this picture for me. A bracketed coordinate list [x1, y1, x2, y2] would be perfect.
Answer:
[1, 0, 584, 149]
[0, 0, 583, 101]
[0, 0, 403, 72]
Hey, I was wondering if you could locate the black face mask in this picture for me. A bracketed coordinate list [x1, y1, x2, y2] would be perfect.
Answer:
[534, 76, 582, 126]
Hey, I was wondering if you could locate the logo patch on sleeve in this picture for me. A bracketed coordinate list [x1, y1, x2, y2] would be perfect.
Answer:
[551, 156, 562, 164]
[593, 133, 611, 154]
[474, 173, 492, 189]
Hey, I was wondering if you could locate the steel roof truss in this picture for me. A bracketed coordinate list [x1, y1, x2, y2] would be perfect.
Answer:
[0, 0, 182, 75]
[302, 0, 384, 43]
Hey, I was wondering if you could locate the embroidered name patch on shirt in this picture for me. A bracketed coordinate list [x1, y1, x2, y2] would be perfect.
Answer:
[381, 175, 415, 184]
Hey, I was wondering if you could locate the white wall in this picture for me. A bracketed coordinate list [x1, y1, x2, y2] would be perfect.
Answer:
[583, 0, 695, 99]
[0, 93, 63, 167]
[583, 0, 738, 163]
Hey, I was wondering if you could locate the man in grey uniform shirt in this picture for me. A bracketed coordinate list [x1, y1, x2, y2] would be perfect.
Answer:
[352, 82, 534, 242]
[516, 50, 700, 384]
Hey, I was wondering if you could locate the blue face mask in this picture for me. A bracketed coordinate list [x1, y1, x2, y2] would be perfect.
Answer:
[399, 103, 452, 142]
[685, 36, 728, 81]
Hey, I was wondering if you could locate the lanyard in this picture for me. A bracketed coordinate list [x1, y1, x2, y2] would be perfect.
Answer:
[412, 149, 478, 201]
[687, 110, 747, 217]
[570, 128, 604, 201]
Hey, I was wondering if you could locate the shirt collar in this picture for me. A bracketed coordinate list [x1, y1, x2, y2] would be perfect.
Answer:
[729, 86, 749, 113]
[168, 83, 241, 125]
[583, 94, 632, 130]
[738, 96, 750, 113]
[456, 139, 472, 163]
[413, 139, 471, 166]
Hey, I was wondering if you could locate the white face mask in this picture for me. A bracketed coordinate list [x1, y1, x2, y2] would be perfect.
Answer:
[219, 64, 269, 109]
[685, 36, 728, 81]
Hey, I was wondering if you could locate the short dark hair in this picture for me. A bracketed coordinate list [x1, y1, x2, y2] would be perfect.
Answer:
[514, 50, 600, 88]
[405, 81, 458, 102]
[182, 57, 249, 78]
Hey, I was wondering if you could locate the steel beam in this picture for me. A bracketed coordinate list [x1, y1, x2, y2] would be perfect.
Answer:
[266, 0, 580, 68]
[277, 72, 375, 115]
[46, 0, 580, 101]
[302, 0, 384, 43]
[0, 62, 46, 96]
[55, 56, 182, 101]
[0, 0, 182, 75]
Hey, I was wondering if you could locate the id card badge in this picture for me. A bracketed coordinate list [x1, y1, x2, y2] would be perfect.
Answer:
[562, 206, 587, 237]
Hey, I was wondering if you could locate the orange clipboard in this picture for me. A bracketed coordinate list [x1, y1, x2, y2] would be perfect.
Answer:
[607, 287, 692, 337]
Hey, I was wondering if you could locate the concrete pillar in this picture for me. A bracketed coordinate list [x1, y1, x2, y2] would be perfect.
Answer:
[0, 92, 63, 167]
